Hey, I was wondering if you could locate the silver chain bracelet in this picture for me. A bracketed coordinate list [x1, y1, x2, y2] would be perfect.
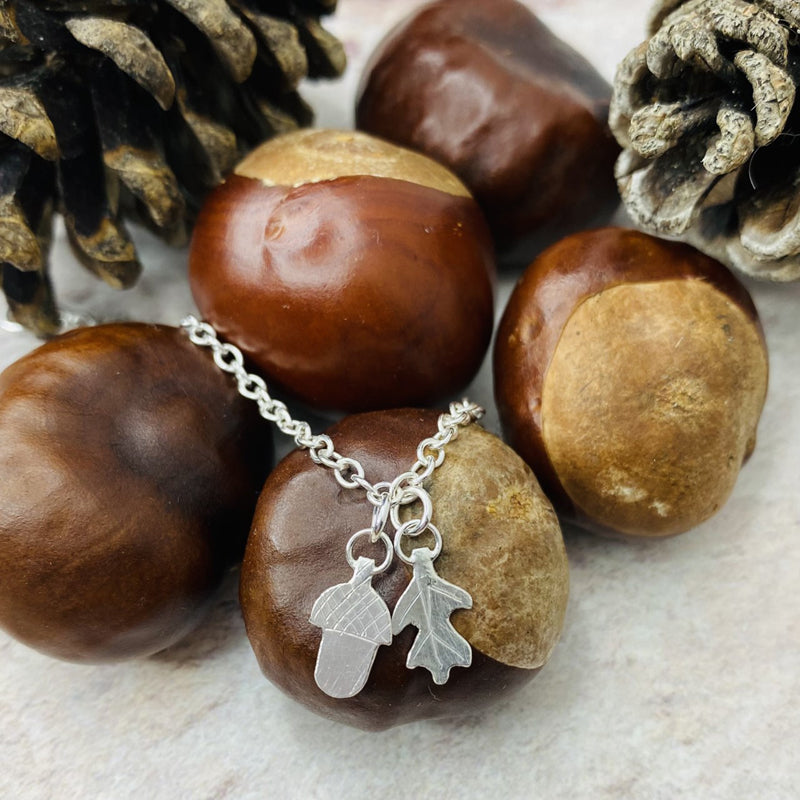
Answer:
[181, 315, 483, 697]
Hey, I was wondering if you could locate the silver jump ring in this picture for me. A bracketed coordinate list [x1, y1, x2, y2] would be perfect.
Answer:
[394, 521, 442, 565]
[370, 485, 393, 539]
[391, 470, 423, 493]
[366, 480, 392, 508]
[345, 529, 393, 574]
[389, 485, 433, 534]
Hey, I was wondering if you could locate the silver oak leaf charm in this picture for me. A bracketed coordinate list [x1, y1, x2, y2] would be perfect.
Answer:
[391, 548, 473, 684]
[310, 556, 392, 698]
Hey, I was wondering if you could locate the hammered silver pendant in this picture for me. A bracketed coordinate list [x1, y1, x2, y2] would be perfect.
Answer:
[392, 547, 473, 685]
[309, 556, 392, 698]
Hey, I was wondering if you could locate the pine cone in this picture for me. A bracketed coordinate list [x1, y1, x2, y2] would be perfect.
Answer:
[610, 0, 800, 281]
[0, 0, 345, 334]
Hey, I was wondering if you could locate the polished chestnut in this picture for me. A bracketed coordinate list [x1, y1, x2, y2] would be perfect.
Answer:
[189, 129, 495, 414]
[356, 0, 620, 255]
[494, 228, 769, 538]
[241, 408, 569, 729]
[0, 324, 271, 661]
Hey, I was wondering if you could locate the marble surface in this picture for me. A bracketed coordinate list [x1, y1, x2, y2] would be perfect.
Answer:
[1, 2, 799, 798]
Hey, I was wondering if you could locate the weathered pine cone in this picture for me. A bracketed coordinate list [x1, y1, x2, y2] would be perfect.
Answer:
[610, 0, 800, 281]
[0, 0, 345, 334]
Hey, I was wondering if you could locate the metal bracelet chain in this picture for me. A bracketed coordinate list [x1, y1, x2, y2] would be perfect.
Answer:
[180, 315, 484, 528]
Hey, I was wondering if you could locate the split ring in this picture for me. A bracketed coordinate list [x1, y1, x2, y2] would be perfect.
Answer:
[394, 521, 442, 565]
[345, 529, 393, 574]
[369, 482, 393, 538]
[389, 485, 433, 534]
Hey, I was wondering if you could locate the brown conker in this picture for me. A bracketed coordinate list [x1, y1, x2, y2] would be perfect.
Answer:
[240, 408, 569, 730]
[0, 324, 271, 662]
[356, 0, 620, 257]
[494, 228, 769, 538]
[189, 129, 495, 414]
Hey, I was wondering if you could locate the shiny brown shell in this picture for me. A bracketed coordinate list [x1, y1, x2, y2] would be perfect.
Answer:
[189, 129, 495, 414]
[0, 323, 271, 661]
[356, 0, 620, 256]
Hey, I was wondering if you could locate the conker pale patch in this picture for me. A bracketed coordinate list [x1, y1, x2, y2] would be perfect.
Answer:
[541, 280, 768, 536]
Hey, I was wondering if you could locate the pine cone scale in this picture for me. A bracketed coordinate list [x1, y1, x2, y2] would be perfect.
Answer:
[103, 145, 184, 230]
[66, 216, 140, 288]
[739, 175, 800, 259]
[88, 64, 185, 230]
[704, 104, 754, 173]
[165, 0, 257, 83]
[65, 16, 176, 110]
[735, 50, 795, 145]
[0, 82, 59, 160]
[58, 143, 142, 288]
[0, 144, 42, 270]
[0, 196, 42, 271]
[1, 263, 59, 334]
[235, 8, 307, 88]
[0, 7, 24, 47]
[174, 96, 238, 182]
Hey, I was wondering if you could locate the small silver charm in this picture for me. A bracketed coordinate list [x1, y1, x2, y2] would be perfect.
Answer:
[392, 533, 473, 685]
[309, 532, 393, 699]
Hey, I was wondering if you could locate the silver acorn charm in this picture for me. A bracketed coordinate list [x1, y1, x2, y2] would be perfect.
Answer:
[310, 554, 392, 698]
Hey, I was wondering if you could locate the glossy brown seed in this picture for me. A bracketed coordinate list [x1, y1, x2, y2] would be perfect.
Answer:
[189, 129, 495, 414]
[494, 228, 769, 538]
[0, 323, 271, 662]
[356, 0, 620, 258]
[241, 408, 569, 730]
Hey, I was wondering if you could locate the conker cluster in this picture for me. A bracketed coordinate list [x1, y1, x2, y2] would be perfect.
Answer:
[0, 0, 775, 735]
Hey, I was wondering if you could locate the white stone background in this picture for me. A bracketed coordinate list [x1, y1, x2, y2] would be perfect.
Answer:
[1, 1, 799, 798]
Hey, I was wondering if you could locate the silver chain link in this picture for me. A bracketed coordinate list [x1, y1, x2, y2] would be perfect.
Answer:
[180, 315, 484, 517]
